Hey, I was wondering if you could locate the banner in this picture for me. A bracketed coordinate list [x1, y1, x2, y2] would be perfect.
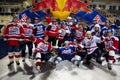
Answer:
[19, 0, 106, 24]
[19, 8, 46, 23]
[74, 9, 106, 24]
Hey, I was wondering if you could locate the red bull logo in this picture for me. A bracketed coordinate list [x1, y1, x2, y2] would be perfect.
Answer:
[94, 15, 105, 25]
[30, 0, 92, 20]
[18, 14, 28, 23]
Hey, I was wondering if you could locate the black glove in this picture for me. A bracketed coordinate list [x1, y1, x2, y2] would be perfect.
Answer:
[103, 48, 109, 54]
[4, 38, 8, 44]
[19, 39, 25, 45]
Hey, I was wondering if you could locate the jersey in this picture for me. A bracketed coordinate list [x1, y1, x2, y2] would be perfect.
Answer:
[91, 30, 101, 37]
[58, 46, 76, 55]
[75, 28, 86, 42]
[82, 36, 101, 54]
[46, 13, 52, 24]
[22, 23, 34, 42]
[58, 46, 76, 60]
[34, 22, 46, 38]
[70, 24, 77, 36]
[58, 28, 66, 40]
[90, 24, 103, 30]
[58, 26, 70, 40]
[4, 22, 24, 46]
[101, 26, 114, 37]
[34, 38, 52, 53]
[47, 24, 59, 37]
[104, 36, 119, 51]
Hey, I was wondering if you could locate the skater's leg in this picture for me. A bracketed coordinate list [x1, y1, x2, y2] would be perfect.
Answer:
[35, 52, 41, 71]
[107, 50, 116, 70]
[7, 46, 14, 66]
[14, 46, 20, 65]
[71, 55, 81, 66]
[27, 42, 33, 58]
[95, 49, 102, 64]
[44, 53, 51, 62]
[8, 52, 14, 66]
[55, 57, 62, 64]
[21, 43, 26, 61]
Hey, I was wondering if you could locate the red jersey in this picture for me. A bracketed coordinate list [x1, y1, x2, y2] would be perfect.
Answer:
[4, 23, 24, 46]
[75, 28, 86, 42]
[47, 24, 59, 37]
[58, 26, 70, 40]
[46, 13, 51, 24]
[22, 23, 34, 42]
[34, 38, 52, 53]
[68, 42, 78, 48]
[104, 36, 119, 51]
[71, 24, 78, 30]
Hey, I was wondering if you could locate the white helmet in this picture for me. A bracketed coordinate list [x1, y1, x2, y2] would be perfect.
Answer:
[95, 24, 100, 28]
[58, 30, 62, 33]
[86, 31, 92, 34]
[67, 17, 72, 20]
[65, 41, 69, 44]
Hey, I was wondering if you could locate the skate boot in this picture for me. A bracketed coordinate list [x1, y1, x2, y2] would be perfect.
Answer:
[83, 61, 94, 69]
[96, 58, 102, 64]
[16, 61, 20, 66]
[8, 61, 14, 67]
[107, 62, 112, 70]
[22, 59, 25, 62]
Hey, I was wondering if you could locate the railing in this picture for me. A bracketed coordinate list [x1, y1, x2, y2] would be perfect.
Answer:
[0, 0, 24, 4]
[109, 10, 120, 16]
[92, 0, 120, 2]
[95, 8, 114, 18]
[0, 3, 20, 5]
[0, 12, 20, 17]
[0, 13, 18, 25]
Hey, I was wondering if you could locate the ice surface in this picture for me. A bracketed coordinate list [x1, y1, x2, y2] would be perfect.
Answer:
[33, 60, 116, 80]
[0, 57, 120, 80]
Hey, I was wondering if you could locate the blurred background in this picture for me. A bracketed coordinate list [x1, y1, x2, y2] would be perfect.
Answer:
[0, 0, 120, 27]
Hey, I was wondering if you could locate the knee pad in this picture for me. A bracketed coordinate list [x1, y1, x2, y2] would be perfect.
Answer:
[109, 50, 115, 56]
[15, 52, 20, 58]
[74, 55, 81, 61]
[8, 52, 14, 56]
[71, 57, 77, 64]
[71, 55, 81, 65]
[55, 57, 62, 64]
[8, 52, 14, 59]
[36, 52, 41, 59]
[36, 59, 41, 66]
[109, 50, 116, 63]
[56, 57, 62, 61]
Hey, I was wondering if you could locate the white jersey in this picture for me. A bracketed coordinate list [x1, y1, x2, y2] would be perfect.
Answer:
[82, 36, 101, 54]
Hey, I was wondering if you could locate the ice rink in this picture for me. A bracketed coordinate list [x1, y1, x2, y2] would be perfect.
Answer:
[0, 57, 120, 80]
